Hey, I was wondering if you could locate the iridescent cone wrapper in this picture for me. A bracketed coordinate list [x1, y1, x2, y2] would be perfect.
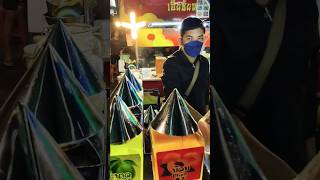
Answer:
[143, 105, 156, 128]
[110, 95, 143, 144]
[150, 88, 198, 136]
[110, 75, 143, 126]
[24, 44, 105, 180]
[143, 105, 157, 154]
[0, 104, 85, 180]
[210, 85, 266, 179]
[109, 96, 144, 180]
[46, 20, 105, 113]
[124, 69, 142, 92]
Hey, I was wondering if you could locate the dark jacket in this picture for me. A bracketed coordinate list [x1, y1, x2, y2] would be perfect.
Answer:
[162, 49, 209, 115]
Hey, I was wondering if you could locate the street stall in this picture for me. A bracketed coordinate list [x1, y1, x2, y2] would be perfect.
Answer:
[110, 0, 210, 179]
[112, 0, 210, 108]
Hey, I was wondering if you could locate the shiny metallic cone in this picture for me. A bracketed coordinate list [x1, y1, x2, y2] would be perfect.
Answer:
[46, 20, 104, 96]
[144, 105, 156, 128]
[110, 95, 143, 144]
[124, 69, 142, 92]
[25, 44, 105, 180]
[19, 104, 85, 180]
[150, 88, 198, 136]
[111, 76, 143, 124]
[210, 85, 266, 179]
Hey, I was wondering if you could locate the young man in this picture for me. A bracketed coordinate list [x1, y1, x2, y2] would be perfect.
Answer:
[161, 17, 209, 115]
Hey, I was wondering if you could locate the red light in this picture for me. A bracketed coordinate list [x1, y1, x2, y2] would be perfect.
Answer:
[147, 34, 155, 41]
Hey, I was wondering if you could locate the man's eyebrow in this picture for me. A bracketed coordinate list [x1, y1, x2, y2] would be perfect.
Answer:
[198, 34, 204, 37]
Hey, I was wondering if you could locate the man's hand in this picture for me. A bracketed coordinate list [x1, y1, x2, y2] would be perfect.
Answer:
[198, 111, 210, 149]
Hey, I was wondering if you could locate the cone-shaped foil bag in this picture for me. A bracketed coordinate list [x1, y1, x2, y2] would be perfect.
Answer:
[144, 105, 156, 128]
[0, 109, 31, 180]
[150, 88, 198, 136]
[114, 76, 143, 123]
[0, 39, 105, 180]
[118, 76, 142, 107]
[45, 20, 103, 96]
[19, 104, 85, 180]
[24, 44, 105, 180]
[110, 75, 142, 106]
[27, 44, 103, 143]
[210, 85, 266, 179]
[110, 75, 124, 101]
[124, 69, 142, 92]
[110, 95, 143, 144]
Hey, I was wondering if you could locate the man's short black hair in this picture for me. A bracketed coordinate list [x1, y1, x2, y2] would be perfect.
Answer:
[180, 16, 205, 36]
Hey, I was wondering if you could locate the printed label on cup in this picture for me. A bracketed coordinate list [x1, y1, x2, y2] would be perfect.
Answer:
[156, 147, 204, 180]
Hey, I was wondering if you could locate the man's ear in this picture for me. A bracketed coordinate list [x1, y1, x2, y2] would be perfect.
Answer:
[178, 37, 183, 46]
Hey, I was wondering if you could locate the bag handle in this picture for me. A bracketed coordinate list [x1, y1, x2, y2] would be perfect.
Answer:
[185, 59, 200, 97]
[237, 0, 287, 110]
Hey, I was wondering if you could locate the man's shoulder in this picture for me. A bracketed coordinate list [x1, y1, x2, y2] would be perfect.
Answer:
[199, 55, 209, 66]
[164, 50, 182, 67]
[163, 56, 178, 69]
[166, 55, 176, 61]
[166, 49, 182, 60]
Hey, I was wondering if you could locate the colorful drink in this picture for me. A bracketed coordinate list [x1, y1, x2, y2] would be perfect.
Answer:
[110, 96, 144, 180]
[150, 89, 205, 180]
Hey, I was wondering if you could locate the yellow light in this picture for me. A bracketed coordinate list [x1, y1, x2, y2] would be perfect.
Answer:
[121, 22, 131, 29]
[132, 30, 138, 39]
[115, 11, 146, 40]
[115, 21, 121, 27]
[129, 12, 136, 26]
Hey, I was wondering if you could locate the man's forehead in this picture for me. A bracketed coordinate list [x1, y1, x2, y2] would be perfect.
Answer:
[182, 28, 205, 37]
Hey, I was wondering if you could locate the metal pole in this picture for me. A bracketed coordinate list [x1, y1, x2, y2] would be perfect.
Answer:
[135, 39, 139, 67]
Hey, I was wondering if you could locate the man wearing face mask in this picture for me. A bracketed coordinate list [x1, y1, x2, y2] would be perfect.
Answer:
[161, 17, 209, 115]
